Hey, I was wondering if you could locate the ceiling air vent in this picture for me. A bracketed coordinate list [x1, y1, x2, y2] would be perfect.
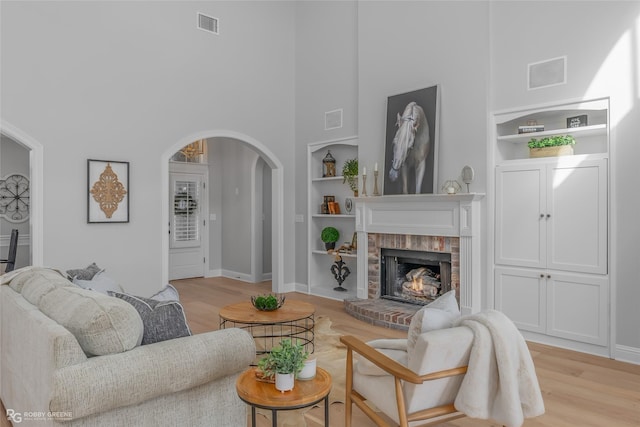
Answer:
[197, 12, 219, 35]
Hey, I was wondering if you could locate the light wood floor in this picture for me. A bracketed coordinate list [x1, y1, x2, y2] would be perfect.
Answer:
[2, 277, 639, 427]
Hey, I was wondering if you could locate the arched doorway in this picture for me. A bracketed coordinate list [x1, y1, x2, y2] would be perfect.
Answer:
[0, 120, 44, 267]
[161, 130, 284, 292]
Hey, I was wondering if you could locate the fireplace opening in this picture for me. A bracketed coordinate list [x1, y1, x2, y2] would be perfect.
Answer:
[380, 248, 451, 305]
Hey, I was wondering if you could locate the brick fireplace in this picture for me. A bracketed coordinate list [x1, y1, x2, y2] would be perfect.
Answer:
[345, 194, 484, 330]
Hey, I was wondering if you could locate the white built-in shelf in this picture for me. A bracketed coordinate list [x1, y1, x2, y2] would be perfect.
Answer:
[311, 250, 357, 258]
[311, 214, 355, 219]
[311, 176, 345, 183]
[497, 123, 607, 144]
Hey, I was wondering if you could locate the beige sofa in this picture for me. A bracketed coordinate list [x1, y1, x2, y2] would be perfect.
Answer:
[1, 267, 256, 427]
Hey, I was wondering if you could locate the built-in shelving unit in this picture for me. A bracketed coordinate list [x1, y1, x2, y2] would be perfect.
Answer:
[304, 137, 358, 301]
[490, 97, 611, 357]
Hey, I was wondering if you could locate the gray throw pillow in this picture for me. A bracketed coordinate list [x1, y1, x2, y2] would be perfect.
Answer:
[108, 291, 192, 345]
[67, 262, 102, 280]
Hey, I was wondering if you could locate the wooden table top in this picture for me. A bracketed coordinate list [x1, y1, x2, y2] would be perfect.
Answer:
[236, 367, 332, 409]
[219, 300, 315, 324]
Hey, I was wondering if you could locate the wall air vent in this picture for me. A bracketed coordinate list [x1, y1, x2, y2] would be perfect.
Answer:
[528, 56, 566, 90]
[325, 109, 343, 130]
[197, 12, 219, 35]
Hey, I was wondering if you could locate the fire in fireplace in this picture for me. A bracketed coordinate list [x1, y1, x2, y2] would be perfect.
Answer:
[380, 248, 452, 305]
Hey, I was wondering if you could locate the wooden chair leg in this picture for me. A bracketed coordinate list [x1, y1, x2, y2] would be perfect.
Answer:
[345, 348, 353, 427]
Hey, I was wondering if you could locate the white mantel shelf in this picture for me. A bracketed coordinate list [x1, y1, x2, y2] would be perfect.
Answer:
[354, 193, 485, 314]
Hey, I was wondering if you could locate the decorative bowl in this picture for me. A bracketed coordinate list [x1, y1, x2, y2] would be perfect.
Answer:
[250, 294, 285, 311]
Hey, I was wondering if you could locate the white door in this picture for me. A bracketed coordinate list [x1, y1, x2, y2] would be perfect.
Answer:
[169, 173, 205, 280]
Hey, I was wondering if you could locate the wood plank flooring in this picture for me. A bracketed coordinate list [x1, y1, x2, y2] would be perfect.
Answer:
[2, 276, 639, 427]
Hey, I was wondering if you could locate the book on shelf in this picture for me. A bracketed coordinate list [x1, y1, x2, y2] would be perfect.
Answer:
[518, 125, 545, 134]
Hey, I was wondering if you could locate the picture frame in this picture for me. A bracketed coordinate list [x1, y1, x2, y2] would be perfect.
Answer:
[351, 232, 357, 251]
[87, 159, 129, 223]
[383, 85, 440, 195]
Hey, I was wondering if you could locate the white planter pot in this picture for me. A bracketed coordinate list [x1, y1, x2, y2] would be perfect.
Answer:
[298, 358, 317, 380]
[275, 373, 295, 392]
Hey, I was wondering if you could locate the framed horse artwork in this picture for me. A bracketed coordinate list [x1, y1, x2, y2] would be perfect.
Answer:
[383, 85, 440, 195]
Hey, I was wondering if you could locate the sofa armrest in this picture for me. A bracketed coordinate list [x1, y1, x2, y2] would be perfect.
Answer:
[50, 328, 255, 419]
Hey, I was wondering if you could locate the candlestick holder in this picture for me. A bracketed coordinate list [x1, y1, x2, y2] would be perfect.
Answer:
[373, 170, 380, 196]
[361, 174, 367, 197]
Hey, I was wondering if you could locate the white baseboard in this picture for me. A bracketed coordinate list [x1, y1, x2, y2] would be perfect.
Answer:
[206, 269, 222, 278]
[221, 269, 253, 283]
[614, 345, 640, 365]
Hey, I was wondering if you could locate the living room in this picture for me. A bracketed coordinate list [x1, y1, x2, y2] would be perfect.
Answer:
[1, 0, 640, 425]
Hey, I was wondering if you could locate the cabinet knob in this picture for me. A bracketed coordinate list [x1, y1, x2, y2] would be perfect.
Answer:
[546, 214, 551, 218]
[540, 274, 544, 278]
[540, 213, 544, 219]
[547, 274, 551, 279]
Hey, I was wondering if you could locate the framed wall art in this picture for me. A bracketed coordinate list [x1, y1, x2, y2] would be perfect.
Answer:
[383, 85, 440, 195]
[87, 159, 129, 223]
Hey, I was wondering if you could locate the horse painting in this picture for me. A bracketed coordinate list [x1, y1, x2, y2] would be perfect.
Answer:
[388, 101, 431, 194]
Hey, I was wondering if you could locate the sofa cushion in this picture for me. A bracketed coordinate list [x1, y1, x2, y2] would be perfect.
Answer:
[21, 272, 77, 306]
[109, 291, 192, 345]
[66, 262, 102, 281]
[39, 287, 143, 356]
[407, 290, 460, 355]
[2, 267, 68, 293]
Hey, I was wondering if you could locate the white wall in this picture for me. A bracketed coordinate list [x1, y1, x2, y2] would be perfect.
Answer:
[0, 1, 296, 296]
[490, 0, 640, 355]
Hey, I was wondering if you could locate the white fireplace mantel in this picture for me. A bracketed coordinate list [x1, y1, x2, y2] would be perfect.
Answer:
[354, 193, 485, 314]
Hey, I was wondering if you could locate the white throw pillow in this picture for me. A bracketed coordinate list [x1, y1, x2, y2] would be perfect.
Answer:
[73, 271, 123, 295]
[406, 290, 460, 354]
[150, 284, 180, 301]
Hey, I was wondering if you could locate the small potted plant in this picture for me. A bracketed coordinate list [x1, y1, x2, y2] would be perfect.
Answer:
[321, 226, 340, 251]
[528, 135, 576, 158]
[342, 158, 359, 196]
[257, 338, 308, 392]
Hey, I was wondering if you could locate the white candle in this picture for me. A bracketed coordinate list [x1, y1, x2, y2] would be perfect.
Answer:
[374, 162, 378, 172]
[363, 167, 367, 176]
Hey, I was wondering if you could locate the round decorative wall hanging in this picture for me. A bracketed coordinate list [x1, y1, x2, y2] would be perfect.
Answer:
[0, 174, 30, 223]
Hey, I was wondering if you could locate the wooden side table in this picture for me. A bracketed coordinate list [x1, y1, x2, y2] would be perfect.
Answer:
[236, 367, 332, 427]
[219, 300, 315, 355]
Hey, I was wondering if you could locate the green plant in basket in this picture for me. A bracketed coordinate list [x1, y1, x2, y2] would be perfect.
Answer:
[527, 135, 576, 149]
[258, 338, 308, 377]
[342, 158, 359, 194]
[251, 294, 285, 311]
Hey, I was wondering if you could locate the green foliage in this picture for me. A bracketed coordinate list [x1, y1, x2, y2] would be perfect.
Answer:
[258, 339, 308, 376]
[321, 226, 340, 243]
[251, 294, 284, 311]
[528, 135, 576, 149]
[342, 158, 359, 192]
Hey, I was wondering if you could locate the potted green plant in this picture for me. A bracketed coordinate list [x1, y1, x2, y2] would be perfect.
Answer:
[321, 226, 340, 250]
[528, 135, 576, 158]
[342, 158, 359, 196]
[257, 338, 308, 392]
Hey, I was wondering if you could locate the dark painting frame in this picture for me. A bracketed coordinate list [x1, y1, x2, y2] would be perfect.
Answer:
[383, 85, 440, 195]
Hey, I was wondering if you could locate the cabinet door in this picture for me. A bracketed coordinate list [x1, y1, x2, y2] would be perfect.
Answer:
[547, 159, 607, 274]
[547, 271, 608, 346]
[495, 267, 546, 333]
[495, 165, 546, 268]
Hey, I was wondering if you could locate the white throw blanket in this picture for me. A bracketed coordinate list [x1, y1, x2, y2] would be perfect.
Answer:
[453, 310, 545, 427]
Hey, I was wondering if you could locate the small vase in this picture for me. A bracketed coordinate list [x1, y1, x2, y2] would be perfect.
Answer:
[275, 373, 295, 392]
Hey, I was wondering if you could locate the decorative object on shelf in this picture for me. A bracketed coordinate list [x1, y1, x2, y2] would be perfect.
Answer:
[331, 255, 351, 292]
[257, 338, 309, 392]
[351, 232, 357, 251]
[322, 150, 336, 177]
[567, 114, 588, 128]
[321, 226, 340, 250]
[373, 162, 380, 196]
[384, 85, 440, 195]
[528, 135, 576, 158]
[0, 174, 30, 223]
[518, 120, 545, 134]
[344, 197, 353, 214]
[342, 158, 359, 196]
[441, 180, 462, 195]
[462, 165, 475, 193]
[361, 167, 367, 197]
[321, 195, 335, 214]
[328, 201, 341, 214]
[88, 159, 129, 223]
[250, 294, 286, 311]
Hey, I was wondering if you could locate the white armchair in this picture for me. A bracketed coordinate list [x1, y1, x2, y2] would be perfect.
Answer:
[341, 326, 473, 427]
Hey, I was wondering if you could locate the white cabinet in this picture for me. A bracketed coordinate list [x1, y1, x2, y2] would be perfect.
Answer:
[304, 137, 358, 300]
[492, 98, 610, 354]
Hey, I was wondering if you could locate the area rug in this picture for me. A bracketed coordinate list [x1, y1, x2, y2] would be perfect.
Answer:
[253, 315, 347, 427]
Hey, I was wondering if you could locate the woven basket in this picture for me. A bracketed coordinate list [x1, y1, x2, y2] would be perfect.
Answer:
[529, 145, 574, 158]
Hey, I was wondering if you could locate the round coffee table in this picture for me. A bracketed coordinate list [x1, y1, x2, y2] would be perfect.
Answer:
[219, 300, 315, 355]
[236, 367, 332, 427]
